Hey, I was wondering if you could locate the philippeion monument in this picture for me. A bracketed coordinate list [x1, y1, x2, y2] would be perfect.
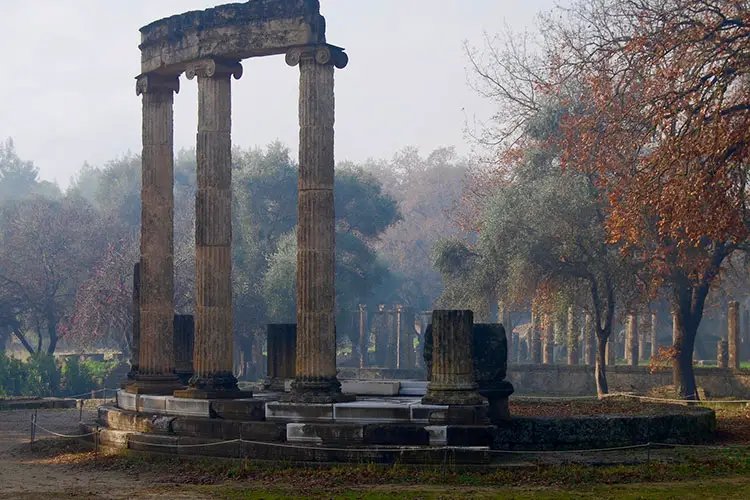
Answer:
[90, 1, 712, 463]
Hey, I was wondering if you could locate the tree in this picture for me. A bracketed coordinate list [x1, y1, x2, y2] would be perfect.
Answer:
[547, 0, 750, 399]
[0, 196, 102, 355]
[367, 147, 473, 310]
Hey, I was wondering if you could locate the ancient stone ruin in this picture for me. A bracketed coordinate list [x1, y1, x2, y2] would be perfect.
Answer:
[92, 1, 714, 464]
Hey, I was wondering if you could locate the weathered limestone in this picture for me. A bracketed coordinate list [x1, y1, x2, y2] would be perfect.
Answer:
[729, 301, 740, 370]
[422, 310, 485, 406]
[639, 316, 648, 362]
[358, 304, 367, 368]
[531, 312, 542, 364]
[606, 339, 616, 366]
[125, 262, 141, 384]
[542, 314, 554, 365]
[265, 324, 297, 392]
[472, 323, 513, 423]
[173, 314, 195, 385]
[585, 313, 596, 367]
[138, 1, 325, 74]
[175, 59, 247, 399]
[567, 306, 578, 365]
[718, 340, 728, 368]
[650, 312, 658, 359]
[127, 73, 183, 396]
[396, 306, 416, 369]
[285, 45, 350, 403]
[627, 314, 639, 367]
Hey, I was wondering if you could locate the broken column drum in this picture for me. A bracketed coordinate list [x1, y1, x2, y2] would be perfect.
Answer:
[422, 310, 485, 406]
[265, 324, 297, 392]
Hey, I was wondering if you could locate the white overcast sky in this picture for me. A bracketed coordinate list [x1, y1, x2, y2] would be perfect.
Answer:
[0, 0, 557, 188]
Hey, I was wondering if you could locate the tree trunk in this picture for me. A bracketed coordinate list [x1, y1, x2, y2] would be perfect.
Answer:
[46, 312, 58, 356]
[673, 310, 699, 400]
[13, 328, 35, 356]
[595, 333, 609, 397]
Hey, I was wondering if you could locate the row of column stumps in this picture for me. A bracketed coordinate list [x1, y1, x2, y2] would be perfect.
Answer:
[355, 304, 419, 370]
[127, 45, 350, 401]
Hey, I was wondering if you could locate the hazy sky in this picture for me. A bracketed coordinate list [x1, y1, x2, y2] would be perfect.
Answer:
[0, 0, 557, 188]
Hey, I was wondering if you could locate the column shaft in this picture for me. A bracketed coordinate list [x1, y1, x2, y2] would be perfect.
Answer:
[627, 314, 639, 367]
[729, 301, 740, 369]
[265, 324, 297, 391]
[542, 315, 554, 364]
[287, 46, 350, 403]
[176, 59, 246, 399]
[567, 306, 578, 365]
[127, 74, 182, 395]
[358, 305, 367, 368]
[125, 262, 141, 383]
[650, 312, 658, 359]
[422, 310, 484, 405]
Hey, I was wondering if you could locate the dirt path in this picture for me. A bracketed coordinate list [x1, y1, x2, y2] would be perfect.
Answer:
[0, 408, 203, 499]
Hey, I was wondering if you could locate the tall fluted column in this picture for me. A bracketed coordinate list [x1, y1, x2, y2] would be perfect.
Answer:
[531, 311, 542, 363]
[175, 59, 247, 399]
[542, 314, 554, 364]
[585, 313, 596, 366]
[422, 310, 485, 405]
[567, 306, 579, 365]
[650, 312, 658, 359]
[627, 313, 639, 367]
[718, 339, 729, 368]
[125, 262, 141, 384]
[285, 45, 350, 403]
[358, 304, 368, 368]
[729, 300, 740, 369]
[127, 74, 182, 395]
[265, 324, 297, 392]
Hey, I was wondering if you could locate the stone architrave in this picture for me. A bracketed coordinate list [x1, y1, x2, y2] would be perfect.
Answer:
[265, 324, 297, 392]
[358, 304, 367, 368]
[422, 310, 485, 405]
[285, 45, 351, 403]
[173, 314, 195, 385]
[175, 58, 248, 399]
[567, 306, 579, 365]
[626, 314, 639, 367]
[650, 312, 658, 359]
[718, 339, 728, 368]
[126, 73, 183, 396]
[125, 262, 141, 384]
[585, 313, 596, 367]
[728, 301, 740, 370]
[542, 315, 554, 365]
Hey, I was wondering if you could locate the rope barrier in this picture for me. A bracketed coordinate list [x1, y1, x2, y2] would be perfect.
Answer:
[32, 422, 97, 439]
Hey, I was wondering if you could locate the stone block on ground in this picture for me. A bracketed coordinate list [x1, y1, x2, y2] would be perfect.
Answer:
[341, 380, 400, 396]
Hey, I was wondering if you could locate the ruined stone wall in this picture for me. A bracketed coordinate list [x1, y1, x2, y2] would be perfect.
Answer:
[507, 364, 750, 398]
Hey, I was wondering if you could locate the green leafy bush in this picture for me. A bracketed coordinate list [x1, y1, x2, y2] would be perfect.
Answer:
[61, 357, 95, 396]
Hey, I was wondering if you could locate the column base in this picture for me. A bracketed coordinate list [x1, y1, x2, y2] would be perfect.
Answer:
[422, 382, 486, 406]
[282, 377, 355, 403]
[124, 374, 184, 395]
[263, 377, 289, 392]
[173, 372, 251, 400]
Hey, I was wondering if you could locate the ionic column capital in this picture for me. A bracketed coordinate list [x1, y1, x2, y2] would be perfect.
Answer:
[135, 73, 180, 96]
[285, 44, 348, 69]
[185, 59, 243, 80]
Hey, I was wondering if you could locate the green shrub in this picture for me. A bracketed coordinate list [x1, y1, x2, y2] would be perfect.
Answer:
[81, 359, 119, 386]
[23, 354, 62, 397]
[61, 357, 95, 396]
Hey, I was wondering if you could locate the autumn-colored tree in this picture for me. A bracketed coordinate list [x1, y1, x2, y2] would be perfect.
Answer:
[549, 0, 750, 399]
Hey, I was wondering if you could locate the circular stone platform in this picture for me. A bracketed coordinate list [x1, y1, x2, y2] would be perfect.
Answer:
[82, 390, 716, 464]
